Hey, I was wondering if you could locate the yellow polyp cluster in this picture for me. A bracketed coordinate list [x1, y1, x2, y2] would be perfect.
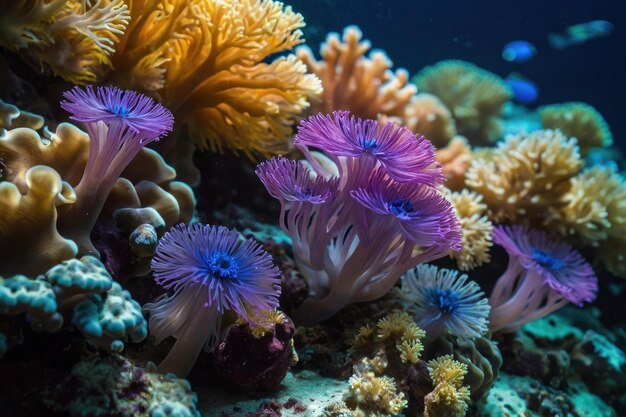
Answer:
[345, 369, 408, 417]
[424, 355, 471, 417]
[237, 308, 287, 339]
[446, 190, 494, 271]
[109, 0, 321, 159]
[466, 129, 582, 224]
[376, 311, 426, 346]
[0, 0, 130, 84]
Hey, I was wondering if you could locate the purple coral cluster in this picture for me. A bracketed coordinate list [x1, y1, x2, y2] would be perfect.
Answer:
[144, 223, 281, 377]
[488, 225, 598, 332]
[256, 111, 462, 324]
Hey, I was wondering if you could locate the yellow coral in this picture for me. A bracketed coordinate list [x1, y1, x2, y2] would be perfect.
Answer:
[414, 60, 511, 144]
[424, 355, 471, 417]
[0, 1, 130, 84]
[403, 93, 457, 147]
[396, 339, 423, 364]
[436, 136, 472, 191]
[376, 311, 426, 343]
[447, 190, 493, 271]
[110, 0, 321, 158]
[466, 129, 582, 223]
[236, 308, 287, 338]
[540, 102, 612, 156]
[346, 371, 407, 416]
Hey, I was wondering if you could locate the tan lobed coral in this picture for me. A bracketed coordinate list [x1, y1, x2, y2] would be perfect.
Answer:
[297, 26, 416, 121]
[446, 190, 494, 271]
[466, 130, 582, 224]
[414, 60, 511, 145]
[424, 355, 471, 417]
[403, 93, 458, 148]
[107, 0, 321, 159]
[0, 122, 194, 276]
[539, 102, 613, 156]
[0, 0, 130, 84]
[436, 136, 472, 191]
[0, 99, 44, 131]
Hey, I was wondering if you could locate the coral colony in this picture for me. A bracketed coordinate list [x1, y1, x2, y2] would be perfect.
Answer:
[0, 1, 624, 416]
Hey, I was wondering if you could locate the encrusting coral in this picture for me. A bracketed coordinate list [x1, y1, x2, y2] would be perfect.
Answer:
[0, 0, 130, 84]
[466, 129, 582, 224]
[539, 102, 613, 156]
[414, 60, 511, 144]
[144, 223, 281, 377]
[424, 355, 471, 417]
[107, 0, 321, 159]
[446, 189, 494, 271]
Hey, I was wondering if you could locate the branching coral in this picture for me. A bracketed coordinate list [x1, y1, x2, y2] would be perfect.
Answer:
[109, 0, 321, 158]
[399, 264, 490, 340]
[144, 223, 281, 377]
[539, 102, 613, 156]
[345, 368, 408, 417]
[446, 190, 493, 271]
[297, 26, 416, 120]
[257, 112, 461, 324]
[414, 60, 511, 144]
[488, 225, 597, 333]
[466, 130, 582, 223]
[0, 0, 130, 84]
[424, 355, 471, 417]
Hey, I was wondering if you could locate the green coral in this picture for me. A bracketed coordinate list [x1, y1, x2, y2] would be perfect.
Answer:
[73, 281, 147, 352]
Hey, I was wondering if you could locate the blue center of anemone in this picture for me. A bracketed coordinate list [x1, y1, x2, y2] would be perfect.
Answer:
[110, 104, 131, 118]
[358, 137, 379, 153]
[531, 248, 564, 270]
[433, 289, 460, 313]
[387, 198, 414, 218]
[207, 252, 239, 279]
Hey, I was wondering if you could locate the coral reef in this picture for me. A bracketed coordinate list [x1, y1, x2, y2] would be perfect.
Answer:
[436, 136, 472, 191]
[424, 355, 471, 417]
[402, 94, 458, 148]
[108, 0, 321, 158]
[540, 102, 613, 156]
[414, 60, 511, 144]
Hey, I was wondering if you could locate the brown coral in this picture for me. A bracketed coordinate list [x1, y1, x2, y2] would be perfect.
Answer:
[446, 190, 494, 271]
[0, 99, 44, 131]
[297, 26, 416, 121]
[108, 0, 321, 159]
[436, 137, 472, 191]
[466, 130, 582, 223]
[539, 102, 612, 156]
[414, 60, 511, 145]
[403, 94, 457, 147]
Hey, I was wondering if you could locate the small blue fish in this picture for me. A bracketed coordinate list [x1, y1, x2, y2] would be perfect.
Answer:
[549, 20, 614, 49]
[502, 40, 537, 63]
[505, 73, 538, 104]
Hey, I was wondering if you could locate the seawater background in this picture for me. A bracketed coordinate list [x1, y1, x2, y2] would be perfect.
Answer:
[290, 0, 626, 149]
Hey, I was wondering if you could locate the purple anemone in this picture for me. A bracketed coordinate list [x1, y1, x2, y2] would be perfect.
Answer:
[294, 111, 443, 185]
[256, 112, 461, 325]
[400, 264, 490, 340]
[488, 225, 598, 333]
[59, 86, 174, 255]
[143, 223, 281, 377]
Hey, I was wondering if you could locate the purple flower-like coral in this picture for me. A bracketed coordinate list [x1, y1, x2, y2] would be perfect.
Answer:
[59, 85, 174, 254]
[144, 223, 281, 377]
[257, 111, 461, 324]
[488, 225, 598, 332]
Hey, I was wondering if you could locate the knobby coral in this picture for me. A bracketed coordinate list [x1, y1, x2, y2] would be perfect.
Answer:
[0, 0, 130, 84]
[436, 136, 472, 191]
[488, 225, 597, 333]
[414, 60, 511, 144]
[297, 26, 416, 121]
[257, 112, 461, 324]
[144, 223, 281, 377]
[424, 355, 471, 417]
[400, 264, 490, 341]
[446, 190, 494, 271]
[401, 93, 457, 148]
[466, 129, 582, 224]
[539, 102, 613, 156]
[108, 0, 321, 158]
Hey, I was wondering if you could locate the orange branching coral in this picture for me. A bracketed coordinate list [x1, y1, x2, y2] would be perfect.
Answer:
[414, 60, 511, 145]
[447, 190, 493, 271]
[466, 130, 582, 223]
[539, 102, 613, 156]
[424, 355, 471, 417]
[403, 94, 457, 148]
[0, 0, 130, 84]
[297, 25, 416, 120]
[436, 137, 472, 191]
[109, 0, 321, 158]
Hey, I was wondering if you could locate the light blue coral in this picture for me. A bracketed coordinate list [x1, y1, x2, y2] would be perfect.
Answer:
[45, 255, 113, 301]
[73, 281, 147, 352]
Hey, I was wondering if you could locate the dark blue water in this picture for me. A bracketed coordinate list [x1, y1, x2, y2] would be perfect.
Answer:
[292, 0, 626, 147]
